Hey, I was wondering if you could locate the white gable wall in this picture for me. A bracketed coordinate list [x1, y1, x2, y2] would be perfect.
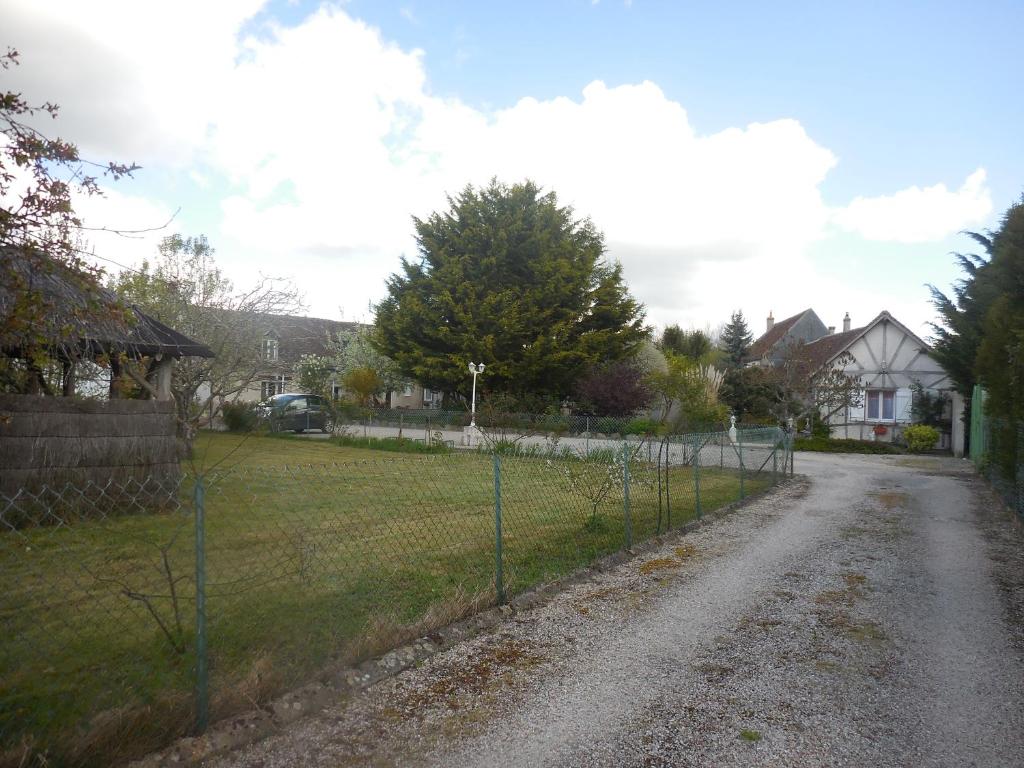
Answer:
[823, 315, 958, 451]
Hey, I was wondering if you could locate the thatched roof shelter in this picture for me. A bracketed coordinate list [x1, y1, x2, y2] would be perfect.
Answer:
[1, 245, 213, 397]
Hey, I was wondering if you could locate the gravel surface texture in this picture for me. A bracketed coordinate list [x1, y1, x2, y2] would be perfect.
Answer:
[205, 453, 1024, 768]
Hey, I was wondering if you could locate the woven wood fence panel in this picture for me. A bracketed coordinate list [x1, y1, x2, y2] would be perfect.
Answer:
[0, 395, 181, 494]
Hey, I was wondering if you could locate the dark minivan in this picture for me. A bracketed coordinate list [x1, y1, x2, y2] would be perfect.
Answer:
[258, 393, 333, 433]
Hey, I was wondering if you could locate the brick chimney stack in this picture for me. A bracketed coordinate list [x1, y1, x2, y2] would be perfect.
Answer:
[767, 311, 774, 332]
[843, 312, 851, 333]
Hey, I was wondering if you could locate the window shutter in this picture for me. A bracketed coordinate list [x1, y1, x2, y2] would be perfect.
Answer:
[848, 389, 865, 421]
[895, 387, 913, 423]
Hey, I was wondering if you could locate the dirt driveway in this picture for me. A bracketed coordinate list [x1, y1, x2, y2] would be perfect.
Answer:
[206, 453, 1024, 768]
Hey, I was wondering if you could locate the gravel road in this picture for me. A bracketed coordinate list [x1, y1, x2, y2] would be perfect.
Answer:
[207, 453, 1024, 768]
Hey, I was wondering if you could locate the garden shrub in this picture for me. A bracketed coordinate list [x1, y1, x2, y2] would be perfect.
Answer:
[221, 401, 258, 432]
[903, 424, 940, 453]
[623, 417, 661, 435]
[793, 437, 904, 454]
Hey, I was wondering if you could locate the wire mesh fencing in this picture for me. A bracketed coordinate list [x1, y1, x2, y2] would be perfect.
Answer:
[969, 385, 1023, 518]
[976, 418, 1023, 517]
[0, 426, 792, 766]
[325, 406, 666, 445]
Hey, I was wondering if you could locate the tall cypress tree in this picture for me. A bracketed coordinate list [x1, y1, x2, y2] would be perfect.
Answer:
[373, 180, 647, 401]
[720, 310, 753, 368]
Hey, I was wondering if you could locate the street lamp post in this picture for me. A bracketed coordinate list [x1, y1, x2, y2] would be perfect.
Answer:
[468, 362, 486, 427]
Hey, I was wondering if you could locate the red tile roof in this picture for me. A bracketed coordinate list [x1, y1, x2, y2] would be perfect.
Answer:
[801, 326, 865, 370]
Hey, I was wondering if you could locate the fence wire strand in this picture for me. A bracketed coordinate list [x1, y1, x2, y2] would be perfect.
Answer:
[0, 425, 790, 766]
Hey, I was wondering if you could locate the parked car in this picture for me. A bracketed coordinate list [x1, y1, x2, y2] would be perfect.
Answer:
[257, 393, 333, 433]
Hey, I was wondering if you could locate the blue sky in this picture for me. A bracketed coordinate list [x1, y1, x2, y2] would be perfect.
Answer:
[5, 0, 1022, 338]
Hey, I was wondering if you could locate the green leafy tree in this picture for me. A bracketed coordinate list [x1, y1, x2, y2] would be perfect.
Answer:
[910, 380, 950, 429]
[974, 199, 1024, 480]
[373, 179, 647, 402]
[719, 310, 753, 368]
[342, 367, 383, 406]
[330, 326, 407, 399]
[719, 366, 786, 422]
[648, 354, 728, 431]
[294, 354, 334, 398]
[659, 325, 715, 361]
[930, 197, 1024, 472]
[928, 231, 998, 396]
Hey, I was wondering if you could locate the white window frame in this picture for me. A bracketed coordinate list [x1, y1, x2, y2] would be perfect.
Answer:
[865, 389, 896, 421]
[403, 384, 414, 397]
[262, 337, 279, 362]
[260, 375, 290, 400]
[423, 388, 434, 404]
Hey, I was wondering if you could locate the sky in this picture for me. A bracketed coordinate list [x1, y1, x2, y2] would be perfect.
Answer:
[4, 0, 1022, 342]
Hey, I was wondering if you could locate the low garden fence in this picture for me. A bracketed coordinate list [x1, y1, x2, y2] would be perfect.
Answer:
[0, 426, 791, 766]
[331, 407, 669, 440]
[969, 385, 1023, 518]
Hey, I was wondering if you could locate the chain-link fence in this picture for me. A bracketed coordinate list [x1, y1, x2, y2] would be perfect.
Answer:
[969, 385, 1023, 518]
[0, 426, 791, 766]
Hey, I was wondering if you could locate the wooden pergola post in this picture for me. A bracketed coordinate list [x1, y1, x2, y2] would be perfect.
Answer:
[154, 356, 175, 401]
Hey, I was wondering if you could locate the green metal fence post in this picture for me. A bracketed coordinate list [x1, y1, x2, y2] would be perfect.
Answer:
[772, 432, 778, 485]
[622, 442, 633, 549]
[665, 439, 671, 527]
[193, 476, 209, 733]
[693, 435, 702, 519]
[738, 430, 745, 500]
[493, 453, 505, 605]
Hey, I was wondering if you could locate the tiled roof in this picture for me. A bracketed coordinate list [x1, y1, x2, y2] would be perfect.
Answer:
[258, 313, 365, 366]
[801, 326, 864, 371]
[747, 309, 811, 360]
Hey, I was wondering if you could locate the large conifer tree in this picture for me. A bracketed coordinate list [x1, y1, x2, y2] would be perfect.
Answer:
[719, 310, 753, 368]
[373, 180, 647, 402]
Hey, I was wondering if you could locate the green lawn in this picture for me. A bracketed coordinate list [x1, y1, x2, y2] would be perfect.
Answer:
[0, 432, 776, 766]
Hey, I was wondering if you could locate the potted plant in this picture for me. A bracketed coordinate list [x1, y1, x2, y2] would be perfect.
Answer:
[872, 424, 888, 437]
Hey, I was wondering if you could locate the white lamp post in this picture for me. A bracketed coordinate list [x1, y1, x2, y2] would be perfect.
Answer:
[468, 362, 486, 427]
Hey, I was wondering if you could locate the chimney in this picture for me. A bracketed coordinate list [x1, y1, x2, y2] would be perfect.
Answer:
[827, 326, 835, 335]
[843, 312, 851, 333]
[766, 311, 774, 332]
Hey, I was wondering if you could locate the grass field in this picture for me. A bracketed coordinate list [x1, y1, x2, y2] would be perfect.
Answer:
[0, 432, 776, 767]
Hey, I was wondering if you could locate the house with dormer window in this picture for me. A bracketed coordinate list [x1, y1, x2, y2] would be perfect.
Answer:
[231, 313, 439, 409]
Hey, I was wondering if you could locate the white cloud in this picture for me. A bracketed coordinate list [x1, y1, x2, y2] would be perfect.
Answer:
[193, 10, 840, 328]
[4, 0, 264, 164]
[3, 2, 993, 338]
[833, 169, 992, 243]
[73, 189, 178, 277]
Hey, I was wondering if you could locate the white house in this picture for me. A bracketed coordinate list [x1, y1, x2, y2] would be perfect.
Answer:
[804, 311, 964, 455]
[748, 309, 965, 455]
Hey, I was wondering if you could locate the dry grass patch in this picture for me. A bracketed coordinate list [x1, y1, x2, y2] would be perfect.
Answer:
[675, 543, 698, 559]
[395, 638, 545, 713]
[639, 557, 681, 575]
